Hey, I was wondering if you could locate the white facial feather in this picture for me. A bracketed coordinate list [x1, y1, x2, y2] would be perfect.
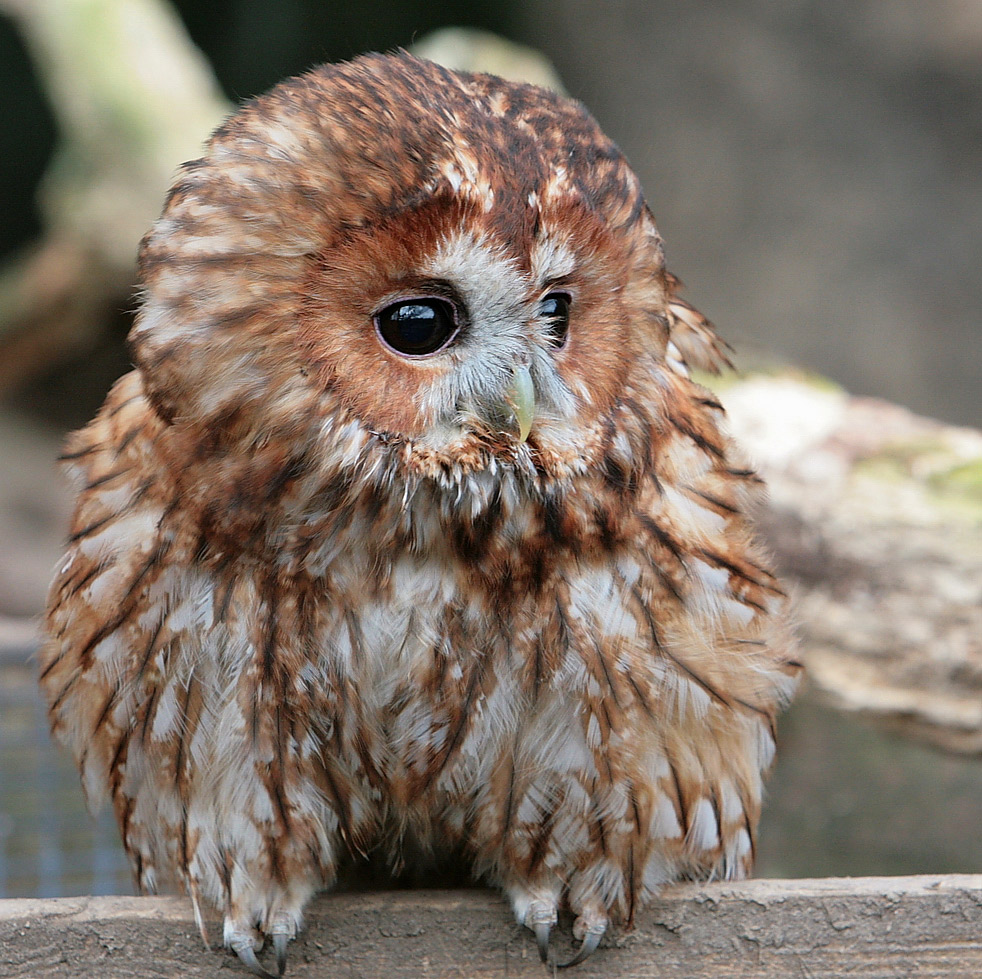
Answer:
[416, 230, 578, 434]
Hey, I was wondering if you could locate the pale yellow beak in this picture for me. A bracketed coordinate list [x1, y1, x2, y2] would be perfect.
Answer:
[504, 363, 535, 442]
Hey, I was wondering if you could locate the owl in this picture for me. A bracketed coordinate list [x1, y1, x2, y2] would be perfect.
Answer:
[40, 52, 799, 976]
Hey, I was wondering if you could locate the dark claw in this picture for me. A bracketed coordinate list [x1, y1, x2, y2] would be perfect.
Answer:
[233, 942, 279, 979]
[557, 928, 604, 969]
[273, 932, 289, 976]
[534, 920, 552, 963]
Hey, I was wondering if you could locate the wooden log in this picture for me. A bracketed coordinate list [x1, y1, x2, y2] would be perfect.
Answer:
[2, 876, 980, 978]
[718, 373, 982, 754]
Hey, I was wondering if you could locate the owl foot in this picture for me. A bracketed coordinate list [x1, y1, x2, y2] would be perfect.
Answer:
[226, 912, 296, 978]
[228, 927, 279, 979]
[514, 894, 559, 964]
[558, 914, 607, 968]
[270, 910, 296, 976]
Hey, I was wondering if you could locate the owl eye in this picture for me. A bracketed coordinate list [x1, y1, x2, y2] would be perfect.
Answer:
[539, 292, 571, 349]
[374, 298, 459, 357]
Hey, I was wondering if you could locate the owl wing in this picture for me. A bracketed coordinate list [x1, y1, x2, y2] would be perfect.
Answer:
[39, 371, 335, 953]
[664, 271, 734, 374]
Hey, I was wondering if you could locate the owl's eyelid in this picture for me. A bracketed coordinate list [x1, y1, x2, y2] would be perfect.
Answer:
[374, 276, 468, 314]
[370, 291, 464, 325]
[537, 285, 574, 311]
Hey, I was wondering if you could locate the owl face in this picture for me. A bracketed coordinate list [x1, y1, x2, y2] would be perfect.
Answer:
[299, 185, 640, 464]
[130, 54, 674, 491]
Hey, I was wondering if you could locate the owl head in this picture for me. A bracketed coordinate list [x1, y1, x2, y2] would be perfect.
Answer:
[129, 53, 720, 503]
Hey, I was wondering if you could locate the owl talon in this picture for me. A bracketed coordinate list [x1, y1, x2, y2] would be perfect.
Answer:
[269, 911, 296, 976]
[273, 932, 289, 976]
[534, 921, 552, 963]
[557, 924, 605, 968]
[232, 941, 279, 979]
[521, 897, 558, 965]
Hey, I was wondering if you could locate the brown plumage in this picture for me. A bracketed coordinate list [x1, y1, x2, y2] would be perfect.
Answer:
[40, 52, 799, 975]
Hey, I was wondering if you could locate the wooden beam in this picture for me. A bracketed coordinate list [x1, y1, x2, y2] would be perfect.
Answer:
[3, 876, 981, 978]
[720, 374, 982, 754]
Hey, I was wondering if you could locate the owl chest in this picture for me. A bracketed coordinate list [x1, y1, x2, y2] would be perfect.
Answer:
[317, 555, 513, 793]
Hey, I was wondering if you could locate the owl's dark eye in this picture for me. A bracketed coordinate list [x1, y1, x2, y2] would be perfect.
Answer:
[375, 298, 459, 356]
[539, 292, 571, 349]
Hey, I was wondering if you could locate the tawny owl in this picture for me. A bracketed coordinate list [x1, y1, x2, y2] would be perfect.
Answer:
[40, 52, 799, 976]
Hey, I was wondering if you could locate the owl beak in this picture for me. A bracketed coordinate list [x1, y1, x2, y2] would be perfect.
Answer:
[504, 363, 535, 442]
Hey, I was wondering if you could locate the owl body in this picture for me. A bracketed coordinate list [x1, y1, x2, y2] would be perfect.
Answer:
[41, 53, 798, 973]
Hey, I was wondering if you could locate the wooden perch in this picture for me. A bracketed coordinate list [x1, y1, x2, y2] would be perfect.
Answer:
[2, 876, 980, 977]
[719, 373, 982, 754]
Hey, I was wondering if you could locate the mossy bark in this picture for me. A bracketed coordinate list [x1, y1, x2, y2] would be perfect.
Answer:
[721, 372, 982, 754]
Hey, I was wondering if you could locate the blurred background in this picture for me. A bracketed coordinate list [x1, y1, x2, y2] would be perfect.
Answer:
[0, 0, 979, 899]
